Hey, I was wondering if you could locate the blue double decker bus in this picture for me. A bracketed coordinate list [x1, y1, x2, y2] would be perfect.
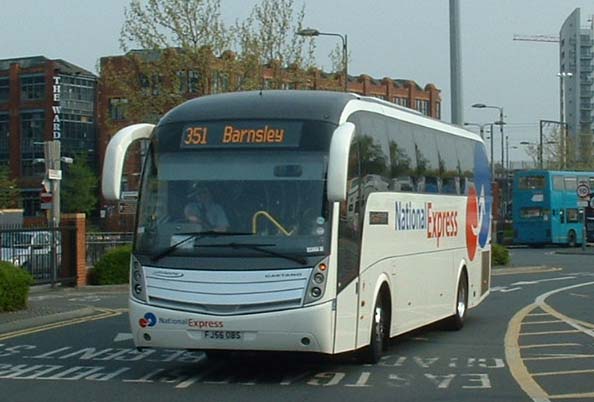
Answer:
[512, 169, 594, 246]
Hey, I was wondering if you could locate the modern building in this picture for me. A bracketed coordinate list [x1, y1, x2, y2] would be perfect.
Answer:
[0, 56, 97, 216]
[97, 50, 442, 230]
[559, 8, 594, 161]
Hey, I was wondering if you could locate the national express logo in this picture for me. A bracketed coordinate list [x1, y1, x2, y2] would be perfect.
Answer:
[139, 312, 157, 328]
[465, 145, 492, 261]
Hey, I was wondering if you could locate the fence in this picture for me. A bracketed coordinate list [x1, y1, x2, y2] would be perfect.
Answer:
[0, 225, 78, 286]
[86, 232, 133, 268]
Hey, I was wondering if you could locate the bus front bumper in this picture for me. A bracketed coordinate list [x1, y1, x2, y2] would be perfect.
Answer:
[129, 298, 336, 354]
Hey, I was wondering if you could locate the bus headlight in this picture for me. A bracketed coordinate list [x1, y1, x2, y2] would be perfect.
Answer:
[304, 258, 329, 305]
[130, 256, 147, 303]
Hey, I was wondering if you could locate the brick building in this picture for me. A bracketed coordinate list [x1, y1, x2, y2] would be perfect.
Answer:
[97, 50, 442, 230]
[0, 56, 97, 217]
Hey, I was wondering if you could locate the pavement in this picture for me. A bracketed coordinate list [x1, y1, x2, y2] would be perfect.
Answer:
[0, 284, 129, 335]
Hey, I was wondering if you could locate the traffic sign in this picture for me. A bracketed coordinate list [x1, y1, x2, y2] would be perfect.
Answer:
[576, 182, 590, 198]
[40, 191, 52, 203]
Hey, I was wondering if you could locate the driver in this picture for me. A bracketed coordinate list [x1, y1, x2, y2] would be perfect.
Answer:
[188, 185, 229, 232]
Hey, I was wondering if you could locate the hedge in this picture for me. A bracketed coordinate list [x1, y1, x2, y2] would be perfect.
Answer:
[0, 261, 33, 312]
[492, 243, 510, 266]
[91, 245, 132, 285]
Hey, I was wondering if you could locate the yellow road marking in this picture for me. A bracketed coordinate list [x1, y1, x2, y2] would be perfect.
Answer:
[505, 281, 594, 402]
[493, 266, 562, 276]
[526, 313, 553, 317]
[505, 304, 551, 401]
[0, 308, 122, 341]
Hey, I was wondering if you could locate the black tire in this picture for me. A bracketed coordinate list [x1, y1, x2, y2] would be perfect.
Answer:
[567, 230, 577, 248]
[359, 299, 387, 364]
[446, 272, 468, 331]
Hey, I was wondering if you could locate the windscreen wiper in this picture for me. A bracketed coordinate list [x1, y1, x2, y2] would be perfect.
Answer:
[150, 231, 252, 262]
[203, 242, 307, 265]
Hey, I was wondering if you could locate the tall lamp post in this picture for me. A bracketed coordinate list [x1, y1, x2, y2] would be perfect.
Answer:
[472, 103, 506, 243]
[297, 28, 348, 92]
[558, 72, 573, 169]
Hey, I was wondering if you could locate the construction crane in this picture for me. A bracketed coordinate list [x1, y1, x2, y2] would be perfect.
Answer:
[513, 34, 559, 43]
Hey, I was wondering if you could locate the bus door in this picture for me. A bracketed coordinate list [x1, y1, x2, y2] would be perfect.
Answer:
[334, 137, 362, 354]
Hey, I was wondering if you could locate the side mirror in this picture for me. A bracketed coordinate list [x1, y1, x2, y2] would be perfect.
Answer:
[102, 124, 155, 200]
[327, 122, 355, 202]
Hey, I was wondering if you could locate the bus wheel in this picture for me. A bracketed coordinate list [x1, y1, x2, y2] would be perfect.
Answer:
[360, 299, 387, 364]
[567, 230, 577, 247]
[446, 271, 468, 331]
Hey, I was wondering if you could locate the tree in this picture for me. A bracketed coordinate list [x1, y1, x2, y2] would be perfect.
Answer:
[0, 166, 20, 209]
[103, 0, 317, 125]
[61, 155, 98, 217]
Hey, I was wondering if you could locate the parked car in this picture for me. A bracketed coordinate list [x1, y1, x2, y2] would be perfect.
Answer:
[0, 231, 60, 273]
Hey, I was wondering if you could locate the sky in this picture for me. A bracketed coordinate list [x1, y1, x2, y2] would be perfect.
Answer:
[1, 0, 593, 163]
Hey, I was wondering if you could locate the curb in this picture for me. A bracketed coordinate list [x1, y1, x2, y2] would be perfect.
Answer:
[0, 307, 97, 335]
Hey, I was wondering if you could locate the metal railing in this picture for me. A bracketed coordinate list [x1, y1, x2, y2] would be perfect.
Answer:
[86, 232, 133, 268]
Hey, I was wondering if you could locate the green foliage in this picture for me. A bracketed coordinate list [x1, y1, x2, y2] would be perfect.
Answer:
[0, 261, 33, 312]
[91, 245, 132, 285]
[0, 166, 21, 209]
[61, 154, 98, 217]
[491, 243, 510, 266]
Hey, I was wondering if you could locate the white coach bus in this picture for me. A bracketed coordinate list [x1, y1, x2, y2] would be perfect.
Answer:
[102, 90, 492, 363]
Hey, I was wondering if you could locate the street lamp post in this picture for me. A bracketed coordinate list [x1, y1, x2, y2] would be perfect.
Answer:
[297, 28, 348, 92]
[558, 72, 573, 169]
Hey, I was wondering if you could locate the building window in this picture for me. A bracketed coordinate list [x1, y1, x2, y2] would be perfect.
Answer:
[20, 75, 45, 101]
[415, 99, 430, 116]
[0, 78, 8, 103]
[177, 70, 201, 93]
[109, 98, 128, 121]
[392, 96, 409, 107]
[436, 101, 441, 119]
[60, 75, 96, 114]
[20, 111, 45, 177]
[211, 71, 229, 94]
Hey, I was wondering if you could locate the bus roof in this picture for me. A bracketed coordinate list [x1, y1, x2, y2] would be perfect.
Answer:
[515, 169, 594, 176]
[157, 90, 482, 143]
[160, 90, 357, 125]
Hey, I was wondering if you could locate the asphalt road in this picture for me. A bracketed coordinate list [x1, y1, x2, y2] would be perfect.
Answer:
[1, 247, 593, 402]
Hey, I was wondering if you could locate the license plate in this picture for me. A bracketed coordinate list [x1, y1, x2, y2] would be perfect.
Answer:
[203, 330, 242, 340]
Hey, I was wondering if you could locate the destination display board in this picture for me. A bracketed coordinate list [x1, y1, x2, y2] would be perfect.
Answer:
[180, 121, 303, 149]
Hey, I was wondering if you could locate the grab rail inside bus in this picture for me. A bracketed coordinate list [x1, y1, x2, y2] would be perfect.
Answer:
[251, 211, 294, 236]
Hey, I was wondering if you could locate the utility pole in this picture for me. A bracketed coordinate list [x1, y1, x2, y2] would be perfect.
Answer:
[449, 0, 463, 125]
[43, 141, 61, 227]
[43, 140, 61, 287]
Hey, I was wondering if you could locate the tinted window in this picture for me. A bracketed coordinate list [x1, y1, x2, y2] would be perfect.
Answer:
[456, 138, 475, 194]
[564, 177, 577, 192]
[553, 176, 564, 191]
[518, 176, 545, 190]
[413, 126, 439, 193]
[387, 120, 417, 192]
[436, 133, 460, 194]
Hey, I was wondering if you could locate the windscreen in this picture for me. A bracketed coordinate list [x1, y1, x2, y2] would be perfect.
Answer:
[134, 143, 332, 262]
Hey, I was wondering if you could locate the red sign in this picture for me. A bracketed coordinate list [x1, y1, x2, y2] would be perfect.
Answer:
[40, 191, 52, 203]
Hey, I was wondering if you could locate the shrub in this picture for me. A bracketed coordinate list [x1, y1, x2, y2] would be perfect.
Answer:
[492, 243, 510, 266]
[92, 245, 132, 285]
[0, 261, 33, 312]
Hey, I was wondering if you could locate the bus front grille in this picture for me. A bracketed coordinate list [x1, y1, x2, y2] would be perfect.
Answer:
[143, 266, 311, 316]
[148, 296, 302, 315]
